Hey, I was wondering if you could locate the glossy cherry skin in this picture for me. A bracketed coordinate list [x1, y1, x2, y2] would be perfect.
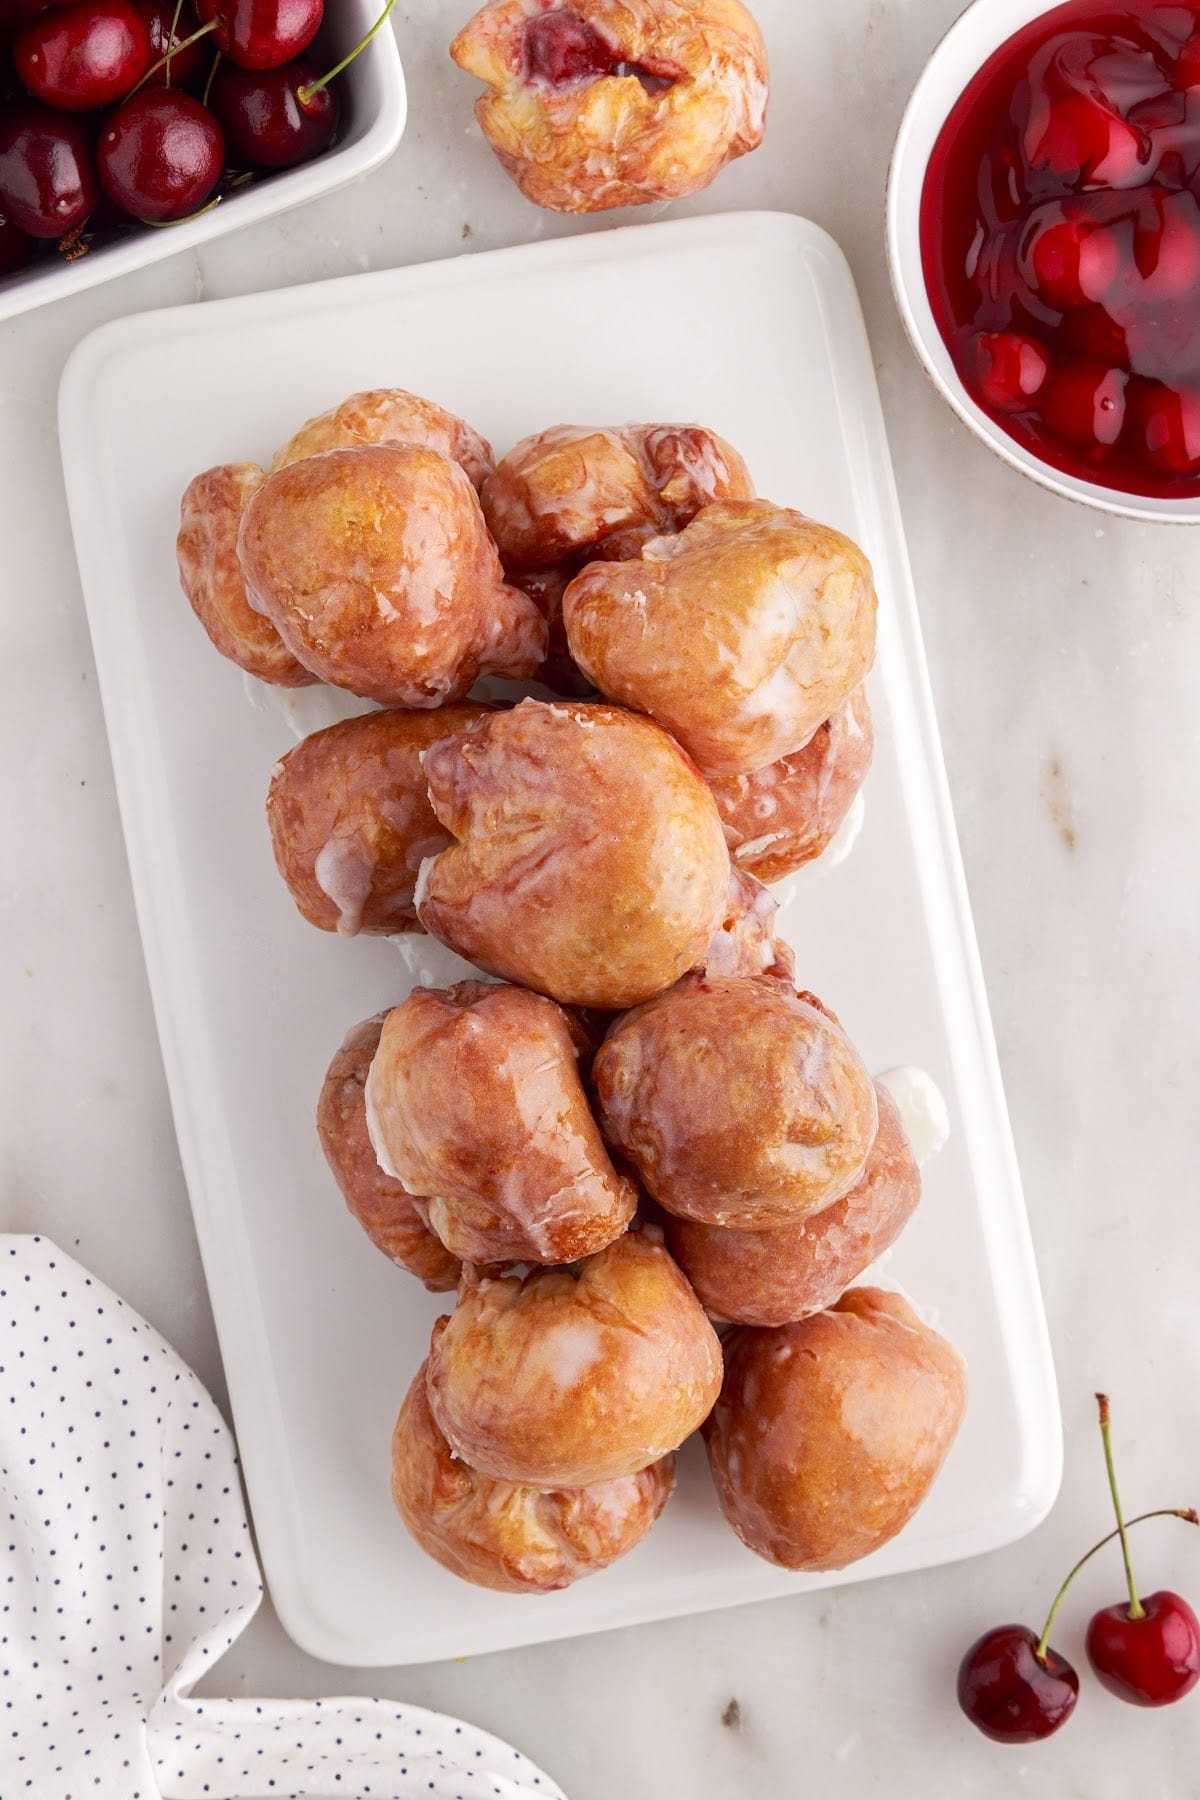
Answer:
[0, 211, 37, 272]
[1086, 1591, 1200, 1706]
[209, 55, 336, 166]
[957, 1625, 1079, 1743]
[193, 0, 321, 71]
[0, 103, 96, 236]
[1132, 382, 1200, 474]
[98, 86, 223, 220]
[15, 0, 150, 109]
[136, 0, 206, 87]
[975, 331, 1049, 413]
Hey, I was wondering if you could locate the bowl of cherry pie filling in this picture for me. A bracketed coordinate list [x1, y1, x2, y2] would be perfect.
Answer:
[888, 0, 1200, 519]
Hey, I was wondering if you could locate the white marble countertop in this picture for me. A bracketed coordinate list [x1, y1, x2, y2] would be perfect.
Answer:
[4, 2, 1200, 1794]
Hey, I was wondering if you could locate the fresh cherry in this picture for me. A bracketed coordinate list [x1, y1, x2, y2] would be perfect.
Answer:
[98, 85, 222, 219]
[1039, 361, 1128, 452]
[136, 0, 205, 87]
[14, 0, 149, 107]
[975, 331, 1050, 412]
[957, 1625, 1079, 1743]
[210, 54, 336, 166]
[1133, 381, 1200, 473]
[1087, 1590, 1200, 1706]
[0, 102, 95, 236]
[192, 0, 321, 71]
[1083, 1394, 1200, 1707]
[0, 210, 37, 272]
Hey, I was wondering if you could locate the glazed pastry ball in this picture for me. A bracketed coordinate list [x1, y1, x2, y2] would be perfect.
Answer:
[265, 705, 492, 936]
[450, 0, 769, 214]
[364, 981, 637, 1266]
[664, 1085, 920, 1326]
[237, 444, 547, 708]
[426, 1233, 723, 1488]
[391, 1362, 675, 1593]
[563, 499, 878, 778]
[710, 685, 875, 882]
[416, 699, 731, 1010]
[594, 975, 878, 1228]
[177, 464, 318, 688]
[270, 387, 495, 491]
[481, 422, 754, 570]
[316, 1014, 460, 1292]
[704, 1288, 967, 1570]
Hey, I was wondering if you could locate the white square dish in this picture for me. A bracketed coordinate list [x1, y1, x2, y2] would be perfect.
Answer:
[58, 210, 1061, 1668]
[0, 0, 406, 324]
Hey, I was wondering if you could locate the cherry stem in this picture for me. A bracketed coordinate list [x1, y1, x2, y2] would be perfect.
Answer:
[297, 0, 397, 105]
[201, 47, 222, 109]
[1097, 1392, 1144, 1622]
[165, 0, 185, 86]
[1034, 1506, 1198, 1663]
[130, 17, 218, 96]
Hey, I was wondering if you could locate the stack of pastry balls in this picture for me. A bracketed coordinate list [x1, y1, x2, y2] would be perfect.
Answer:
[178, 389, 966, 1596]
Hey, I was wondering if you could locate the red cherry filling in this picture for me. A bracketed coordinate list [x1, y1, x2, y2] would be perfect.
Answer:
[1025, 92, 1148, 186]
[1040, 360, 1128, 450]
[1133, 381, 1200, 470]
[975, 331, 1050, 410]
[1024, 208, 1122, 306]
[522, 8, 673, 95]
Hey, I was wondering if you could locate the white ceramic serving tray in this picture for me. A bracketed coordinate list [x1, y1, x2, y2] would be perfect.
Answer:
[59, 211, 1061, 1668]
[0, 0, 405, 323]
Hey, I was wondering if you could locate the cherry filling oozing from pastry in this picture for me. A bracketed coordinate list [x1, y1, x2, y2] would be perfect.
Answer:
[522, 10, 675, 96]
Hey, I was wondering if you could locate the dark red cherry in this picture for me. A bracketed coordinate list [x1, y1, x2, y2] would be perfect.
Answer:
[98, 86, 222, 220]
[0, 0, 59, 44]
[1087, 1590, 1200, 1706]
[210, 54, 336, 166]
[0, 102, 95, 236]
[193, 0, 321, 71]
[1040, 361, 1127, 452]
[0, 210, 37, 272]
[1133, 382, 1200, 474]
[975, 331, 1049, 412]
[136, 0, 205, 87]
[957, 1625, 1079, 1744]
[15, 0, 150, 108]
[522, 8, 615, 86]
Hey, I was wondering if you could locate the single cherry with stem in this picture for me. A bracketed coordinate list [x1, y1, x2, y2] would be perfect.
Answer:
[210, 54, 337, 167]
[1085, 1393, 1200, 1707]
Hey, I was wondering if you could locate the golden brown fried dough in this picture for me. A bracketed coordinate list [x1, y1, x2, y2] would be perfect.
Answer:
[664, 1085, 920, 1325]
[426, 1233, 723, 1487]
[704, 1288, 967, 1569]
[365, 981, 637, 1265]
[177, 464, 318, 687]
[563, 500, 877, 777]
[391, 1362, 675, 1592]
[270, 388, 495, 489]
[594, 974, 878, 1228]
[416, 699, 731, 1010]
[710, 686, 875, 881]
[481, 422, 753, 570]
[316, 1015, 460, 1291]
[451, 0, 768, 214]
[237, 444, 546, 707]
[265, 705, 491, 936]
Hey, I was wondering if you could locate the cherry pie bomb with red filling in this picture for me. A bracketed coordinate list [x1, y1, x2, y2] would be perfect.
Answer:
[922, 0, 1200, 495]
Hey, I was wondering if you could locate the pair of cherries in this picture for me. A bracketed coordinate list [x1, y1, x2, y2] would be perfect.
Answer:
[959, 1395, 1200, 1742]
[0, 0, 390, 251]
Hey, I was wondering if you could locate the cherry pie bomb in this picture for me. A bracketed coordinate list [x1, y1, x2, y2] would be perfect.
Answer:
[316, 1014, 461, 1292]
[265, 704, 492, 936]
[391, 1360, 676, 1593]
[237, 443, 547, 706]
[364, 979, 636, 1266]
[175, 387, 966, 1590]
[449, 0, 768, 214]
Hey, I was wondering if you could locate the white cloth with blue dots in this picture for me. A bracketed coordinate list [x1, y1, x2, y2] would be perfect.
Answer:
[0, 1236, 568, 1800]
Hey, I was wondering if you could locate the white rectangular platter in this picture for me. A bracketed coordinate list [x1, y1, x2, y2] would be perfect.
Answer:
[59, 211, 1061, 1668]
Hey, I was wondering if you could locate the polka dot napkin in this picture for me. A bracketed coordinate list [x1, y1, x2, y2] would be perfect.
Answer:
[0, 1235, 567, 1800]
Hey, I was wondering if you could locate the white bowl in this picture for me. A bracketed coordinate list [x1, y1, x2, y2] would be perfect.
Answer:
[0, 1, 406, 324]
[887, 0, 1200, 523]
